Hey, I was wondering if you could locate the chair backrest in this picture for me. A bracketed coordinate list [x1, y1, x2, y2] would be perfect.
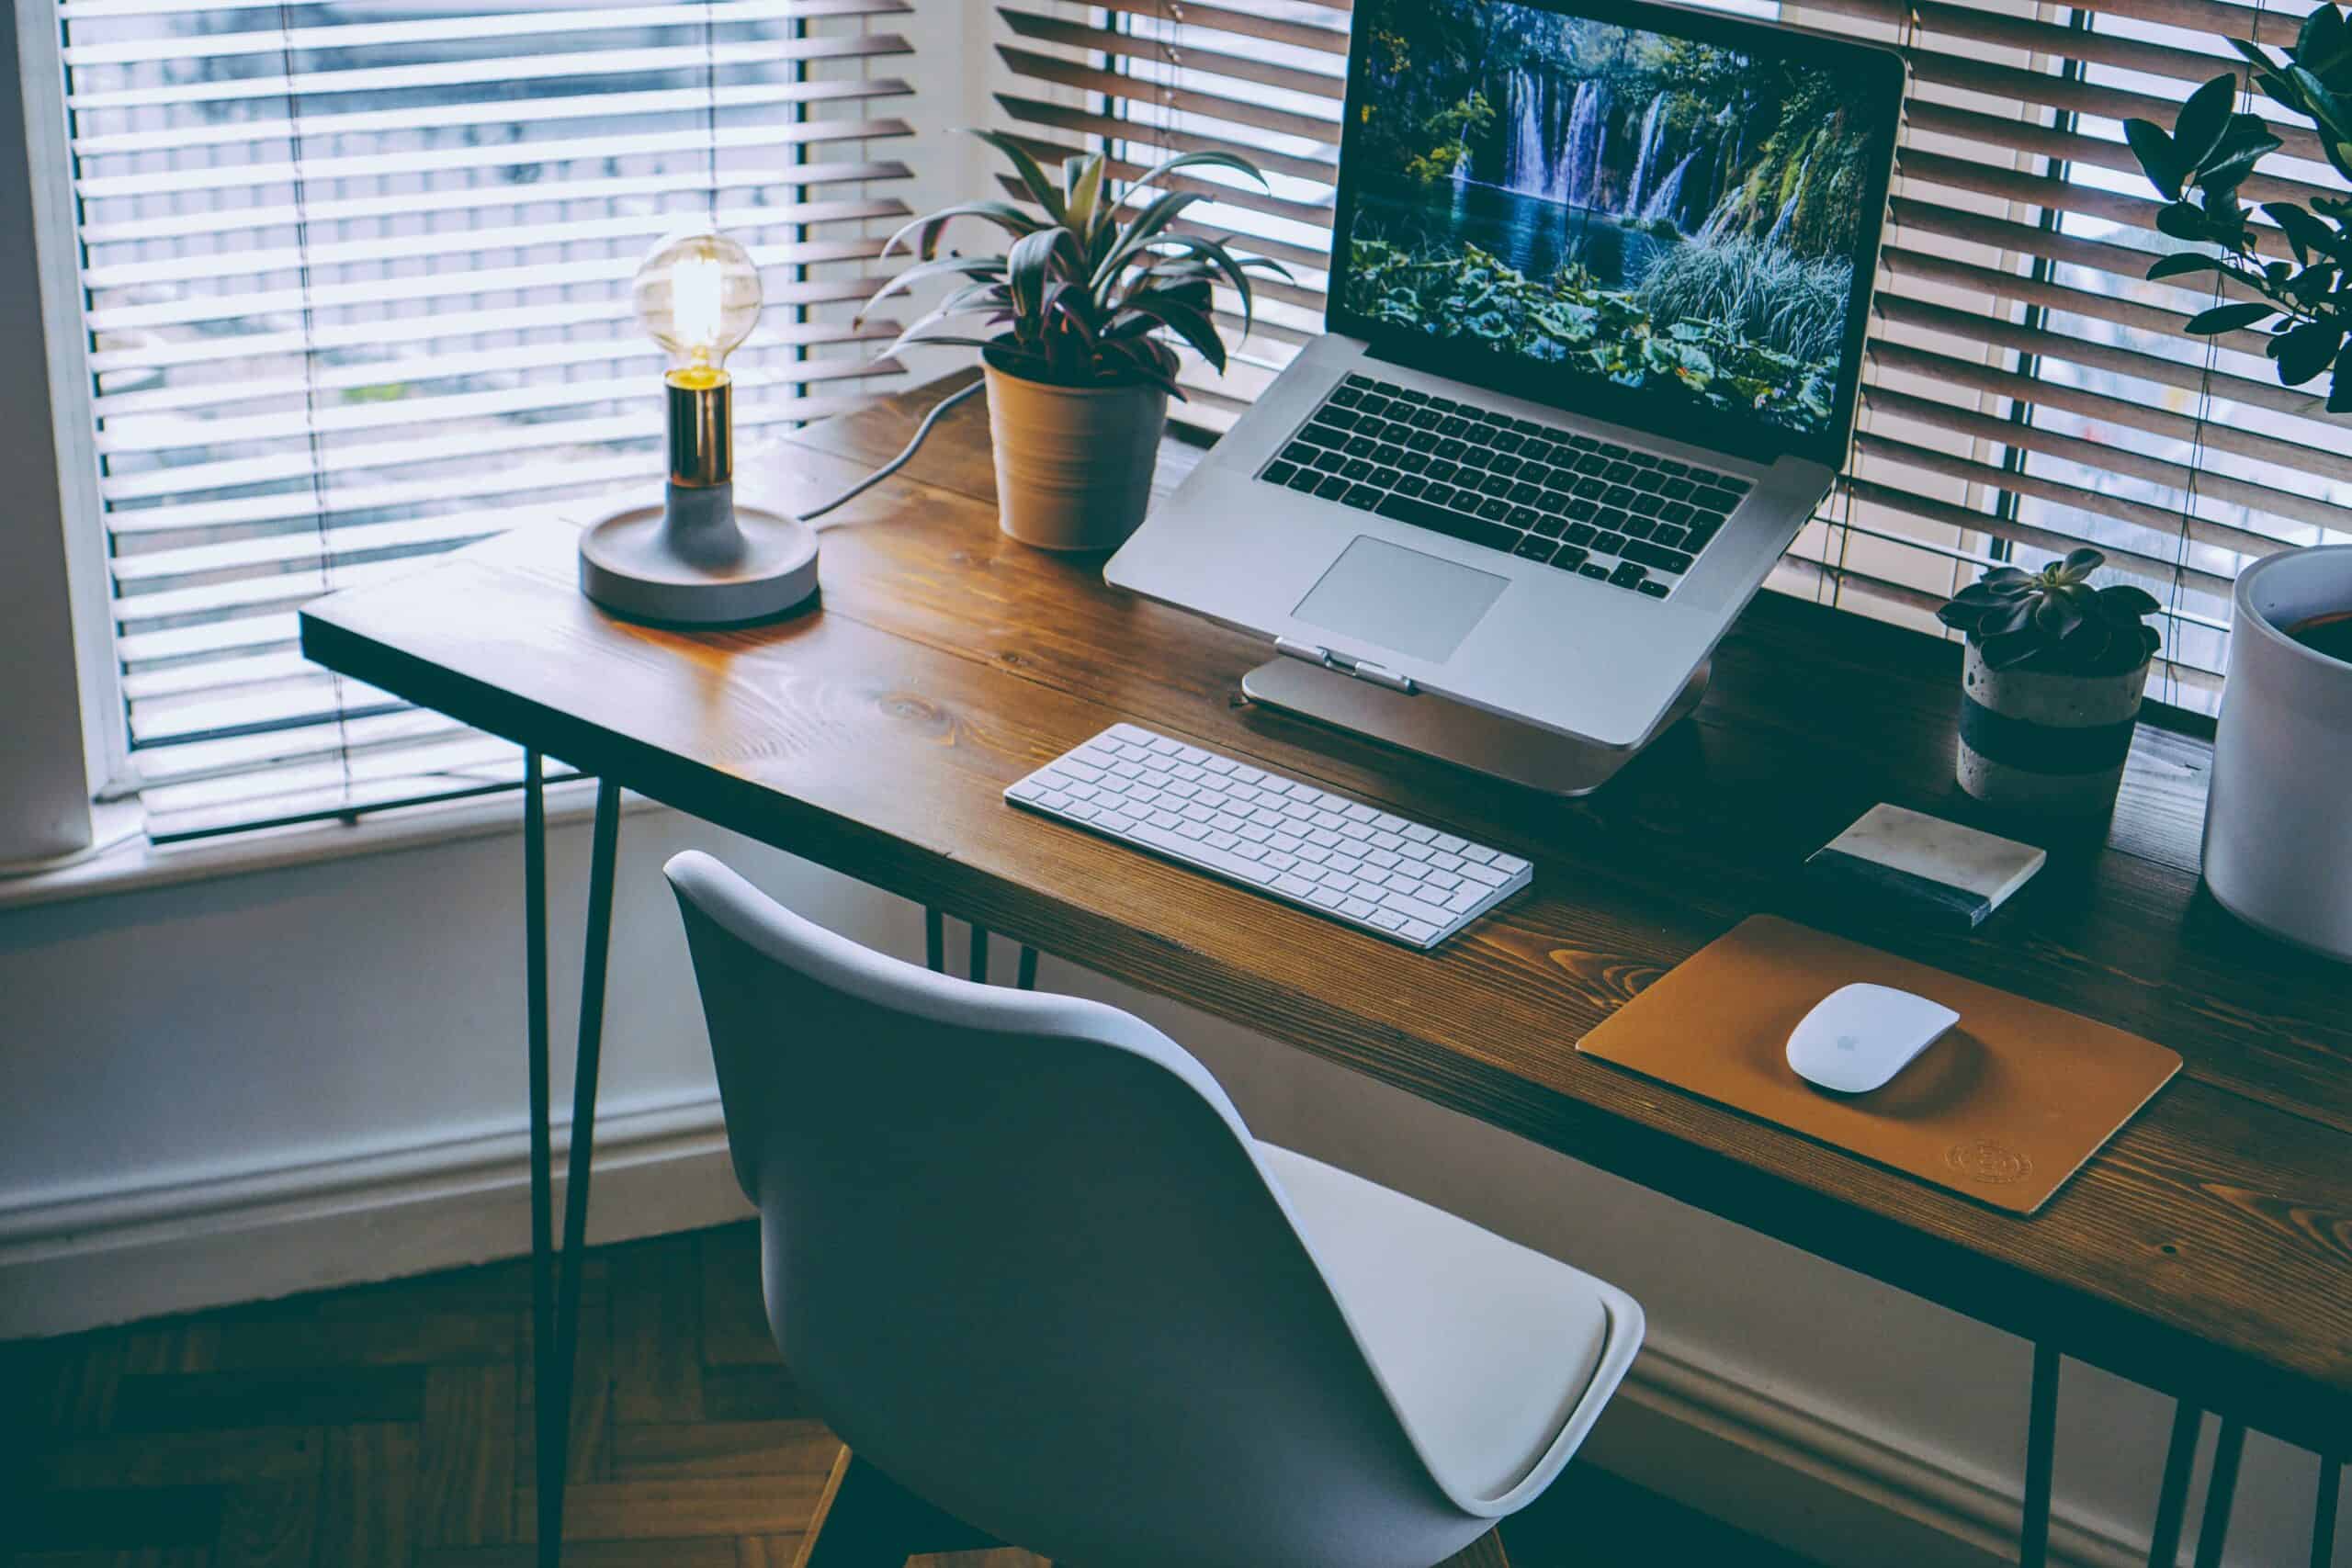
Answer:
[665, 852, 1480, 1568]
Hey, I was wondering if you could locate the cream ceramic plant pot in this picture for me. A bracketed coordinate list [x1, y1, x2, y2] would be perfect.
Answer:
[2203, 545, 2352, 961]
[983, 355, 1168, 552]
[1956, 640, 2151, 816]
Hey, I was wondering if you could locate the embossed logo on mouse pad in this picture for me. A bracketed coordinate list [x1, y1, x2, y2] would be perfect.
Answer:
[1946, 1138, 2032, 1185]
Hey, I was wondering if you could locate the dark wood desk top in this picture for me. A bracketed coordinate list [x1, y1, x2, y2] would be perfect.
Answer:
[302, 374, 2352, 1452]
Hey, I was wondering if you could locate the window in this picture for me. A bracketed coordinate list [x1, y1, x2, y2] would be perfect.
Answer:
[989, 0, 2351, 716]
[41, 0, 916, 840]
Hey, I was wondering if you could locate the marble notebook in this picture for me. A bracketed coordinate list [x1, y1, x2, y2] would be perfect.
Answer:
[1804, 804, 2045, 929]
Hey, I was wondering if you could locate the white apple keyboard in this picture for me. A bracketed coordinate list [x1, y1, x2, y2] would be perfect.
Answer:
[1004, 724, 1530, 949]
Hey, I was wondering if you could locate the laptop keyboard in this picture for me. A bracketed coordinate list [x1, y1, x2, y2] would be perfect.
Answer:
[1255, 373, 1752, 601]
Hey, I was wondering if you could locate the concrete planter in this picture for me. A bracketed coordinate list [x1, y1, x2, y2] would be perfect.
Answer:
[982, 356, 1167, 552]
[1956, 640, 2150, 816]
[2203, 545, 2352, 961]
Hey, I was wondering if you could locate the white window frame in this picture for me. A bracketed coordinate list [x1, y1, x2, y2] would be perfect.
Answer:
[2, 0, 134, 869]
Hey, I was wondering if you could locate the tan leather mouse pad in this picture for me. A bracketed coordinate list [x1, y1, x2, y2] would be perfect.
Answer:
[1573, 915, 2181, 1213]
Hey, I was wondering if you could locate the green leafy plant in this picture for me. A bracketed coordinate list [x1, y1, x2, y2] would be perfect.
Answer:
[861, 130, 1289, 395]
[1936, 550, 2164, 674]
[1340, 236, 1840, 428]
[1634, 237, 1853, 364]
[2122, 6, 2352, 407]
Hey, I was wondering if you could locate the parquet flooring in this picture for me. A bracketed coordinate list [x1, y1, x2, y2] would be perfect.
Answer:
[11, 1222, 1822, 1567]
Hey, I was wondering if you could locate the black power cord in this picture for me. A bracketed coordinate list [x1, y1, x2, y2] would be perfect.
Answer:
[797, 378, 984, 521]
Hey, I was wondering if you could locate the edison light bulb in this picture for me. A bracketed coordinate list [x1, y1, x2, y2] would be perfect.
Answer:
[632, 231, 762, 488]
[635, 231, 761, 378]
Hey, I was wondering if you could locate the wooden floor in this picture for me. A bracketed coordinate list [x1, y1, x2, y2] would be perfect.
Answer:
[12, 1222, 1824, 1568]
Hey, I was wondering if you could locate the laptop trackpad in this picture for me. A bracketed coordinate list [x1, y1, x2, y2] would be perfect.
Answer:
[1293, 536, 1509, 665]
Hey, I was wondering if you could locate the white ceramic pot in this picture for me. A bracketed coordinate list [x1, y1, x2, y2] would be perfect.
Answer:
[2203, 545, 2352, 962]
[983, 356, 1167, 552]
[1956, 640, 2149, 816]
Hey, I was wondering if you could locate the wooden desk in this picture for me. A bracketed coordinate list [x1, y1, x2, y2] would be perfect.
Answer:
[302, 375, 2349, 1565]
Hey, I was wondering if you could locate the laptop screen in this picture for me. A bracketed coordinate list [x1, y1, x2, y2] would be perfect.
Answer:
[1331, 0, 1897, 457]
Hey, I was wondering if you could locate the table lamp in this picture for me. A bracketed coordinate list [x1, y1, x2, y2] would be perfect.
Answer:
[579, 231, 820, 625]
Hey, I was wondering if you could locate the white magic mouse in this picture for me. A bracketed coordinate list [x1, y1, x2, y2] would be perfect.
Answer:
[1786, 982, 1961, 1094]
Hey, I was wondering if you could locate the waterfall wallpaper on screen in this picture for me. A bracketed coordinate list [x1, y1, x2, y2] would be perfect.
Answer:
[1340, 0, 1890, 434]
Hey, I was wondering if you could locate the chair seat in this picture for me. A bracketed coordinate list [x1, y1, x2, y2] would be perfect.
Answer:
[1257, 1143, 1617, 1507]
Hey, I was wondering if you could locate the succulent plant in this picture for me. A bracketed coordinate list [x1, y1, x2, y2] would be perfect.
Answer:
[1937, 550, 2164, 675]
[861, 130, 1290, 396]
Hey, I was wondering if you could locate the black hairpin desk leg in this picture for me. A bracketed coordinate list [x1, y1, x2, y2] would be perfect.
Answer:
[2020, 1343, 2060, 1568]
[2147, 1401, 2202, 1567]
[2192, 1420, 2245, 1568]
[923, 909, 1038, 991]
[523, 763, 621, 1568]
[2314, 1455, 2342, 1568]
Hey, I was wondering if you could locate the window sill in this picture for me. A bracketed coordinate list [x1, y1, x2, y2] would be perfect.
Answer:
[0, 776, 666, 915]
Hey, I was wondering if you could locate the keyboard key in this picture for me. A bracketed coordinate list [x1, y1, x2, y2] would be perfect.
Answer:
[1316, 475, 1350, 500]
[1652, 524, 1686, 547]
[1610, 562, 1646, 590]
[1622, 539, 1695, 574]
[1342, 485, 1383, 510]
[1593, 531, 1628, 554]
[1513, 535, 1555, 562]
[1565, 523, 1597, 546]
[1341, 459, 1374, 480]
[1638, 581, 1670, 598]
[1264, 461, 1296, 486]
[1396, 475, 1427, 496]
[1549, 544, 1589, 570]
[1477, 497, 1512, 522]
[1577, 562, 1611, 581]
[1283, 443, 1317, 464]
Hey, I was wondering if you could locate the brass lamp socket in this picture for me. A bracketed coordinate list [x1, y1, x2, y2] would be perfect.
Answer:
[665, 369, 732, 488]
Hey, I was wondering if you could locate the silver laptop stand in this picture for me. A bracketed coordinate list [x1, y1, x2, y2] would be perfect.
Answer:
[1240, 652, 1709, 796]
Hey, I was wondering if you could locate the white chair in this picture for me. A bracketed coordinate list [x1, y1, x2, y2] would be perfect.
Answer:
[665, 851, 1644, 1568]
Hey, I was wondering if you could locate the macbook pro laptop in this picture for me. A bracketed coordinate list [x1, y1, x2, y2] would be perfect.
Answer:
[1106, 0, 1904, 757]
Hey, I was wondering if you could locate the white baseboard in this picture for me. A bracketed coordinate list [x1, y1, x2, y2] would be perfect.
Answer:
[0, 1096, 752, 1339]
[1594, 1336, 2144, 1568]
[0, 1108, 2143, 1568]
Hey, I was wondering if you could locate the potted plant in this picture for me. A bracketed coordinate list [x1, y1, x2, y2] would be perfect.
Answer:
[2122, 5, 2352, 954]
[864, 131, 1289, 551]
[1935, 550, 2163, 816]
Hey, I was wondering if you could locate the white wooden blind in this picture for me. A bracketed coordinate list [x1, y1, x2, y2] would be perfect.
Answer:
[989, 0, 2352, 713]
[52, 0, 914, 839]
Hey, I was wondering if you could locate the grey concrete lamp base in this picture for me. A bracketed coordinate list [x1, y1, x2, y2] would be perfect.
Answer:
[579, 482, 819, 626]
